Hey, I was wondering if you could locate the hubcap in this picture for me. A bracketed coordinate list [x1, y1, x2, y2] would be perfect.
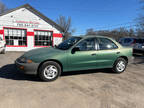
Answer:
[116, 61, 126, 72]
[44, 65, 58, 79]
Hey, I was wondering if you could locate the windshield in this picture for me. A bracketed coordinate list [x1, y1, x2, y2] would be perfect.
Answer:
[56, 37, 82, 50]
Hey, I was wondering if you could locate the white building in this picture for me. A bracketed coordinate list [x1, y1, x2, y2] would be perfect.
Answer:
[0, 4, 64, 51]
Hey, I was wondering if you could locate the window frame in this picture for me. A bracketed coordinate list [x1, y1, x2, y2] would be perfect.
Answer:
[97, 37, 118, 51]
[74, 37, 99, 52]
[3, 27, 27, 47]
[34, 29, 53, 47]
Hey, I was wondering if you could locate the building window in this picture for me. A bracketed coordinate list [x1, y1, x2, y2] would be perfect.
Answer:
[4, 28, 27, 46]
[34, 30, 53, 46]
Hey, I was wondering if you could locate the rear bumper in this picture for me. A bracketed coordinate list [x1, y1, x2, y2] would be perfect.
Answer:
[15, 60, 39, 75]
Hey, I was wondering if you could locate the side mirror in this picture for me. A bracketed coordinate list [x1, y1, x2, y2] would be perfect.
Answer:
[71, 47, 80, 54]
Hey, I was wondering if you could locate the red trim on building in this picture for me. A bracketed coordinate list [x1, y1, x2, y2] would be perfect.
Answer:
[6, 45, 27, 47]
[4, 27, 27, 30]
[27, 32, 34, 36]
[3, 27, 28, 47]
[33, 46, 50, 48]
[0, 30, 3, 34]
[34, 29, 53, 32]
[53, 33, 63, 37]
[1, 27, 63, 48]
[3, 27, 5, 40]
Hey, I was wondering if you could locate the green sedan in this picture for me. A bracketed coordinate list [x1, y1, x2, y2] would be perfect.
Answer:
[15, 36, 133, 81]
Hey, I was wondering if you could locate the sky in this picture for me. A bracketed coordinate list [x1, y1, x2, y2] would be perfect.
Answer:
[0, 0, 141, 35]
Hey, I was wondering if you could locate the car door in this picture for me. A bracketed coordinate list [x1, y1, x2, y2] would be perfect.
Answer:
[94, 37, 120, 68]
[68, 37, 99, 71]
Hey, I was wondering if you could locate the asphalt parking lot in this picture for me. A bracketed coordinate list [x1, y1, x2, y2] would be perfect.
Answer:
[0, 52, 144, 108]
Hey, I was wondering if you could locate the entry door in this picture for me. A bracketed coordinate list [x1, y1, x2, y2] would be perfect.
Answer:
[68, 38, 98, 71]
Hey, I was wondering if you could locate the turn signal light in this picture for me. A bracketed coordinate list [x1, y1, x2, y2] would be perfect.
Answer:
[20, 66, 24, 70]
[27, 60, 33, 63]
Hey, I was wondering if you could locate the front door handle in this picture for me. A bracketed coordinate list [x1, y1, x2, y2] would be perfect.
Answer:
[91, 53, 96, 56]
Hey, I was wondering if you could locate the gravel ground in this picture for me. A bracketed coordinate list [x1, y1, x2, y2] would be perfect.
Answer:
[0, 52, 144, 108]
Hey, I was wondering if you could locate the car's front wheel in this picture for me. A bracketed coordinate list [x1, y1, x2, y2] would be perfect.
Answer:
[112, 58, 127, 73]
[38, 61, 61, 82]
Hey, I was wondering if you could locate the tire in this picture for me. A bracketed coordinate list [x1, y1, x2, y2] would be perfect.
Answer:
[38, 61, 61, 82]
[112, 58, 127, 73]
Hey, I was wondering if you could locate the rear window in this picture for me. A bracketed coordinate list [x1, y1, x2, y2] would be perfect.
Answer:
[124, 38, 132, 43]
[136, 39, 144, 43]
[118, 38, 123, 43]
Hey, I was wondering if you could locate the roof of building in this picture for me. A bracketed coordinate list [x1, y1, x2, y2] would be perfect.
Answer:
[0, 4, 64, 32]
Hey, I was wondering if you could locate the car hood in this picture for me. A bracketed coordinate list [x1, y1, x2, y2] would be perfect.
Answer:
[23, 47, 64, 58]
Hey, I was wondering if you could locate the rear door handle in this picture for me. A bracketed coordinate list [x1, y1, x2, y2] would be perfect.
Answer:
[91, 53, 96, 56]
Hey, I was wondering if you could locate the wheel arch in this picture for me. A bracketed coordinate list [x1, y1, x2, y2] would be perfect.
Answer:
[113, 56, 128, 67]
[37, 59, 63, 74]
[118, 56, 128, 62]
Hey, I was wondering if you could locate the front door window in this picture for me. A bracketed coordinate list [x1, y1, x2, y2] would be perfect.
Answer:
[76, 38, 96, 51]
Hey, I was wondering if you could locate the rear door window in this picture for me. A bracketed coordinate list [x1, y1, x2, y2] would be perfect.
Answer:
[137, 39, 144, 44]
[98, 38, 118, 50]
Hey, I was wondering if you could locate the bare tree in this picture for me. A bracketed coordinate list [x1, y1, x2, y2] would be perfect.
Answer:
[85, 27, 136, 41]
[129, 28, 135, 37]
[136, 0, 144, 37]
[56, 15, 74, 40]
[86, 28, 97, 35]
[0, 1, 8, 15]
[136, 28, 144, 37]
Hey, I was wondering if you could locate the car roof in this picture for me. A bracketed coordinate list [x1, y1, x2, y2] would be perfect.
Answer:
[120, 37, 136, 39]
[75, 35, 113, 39]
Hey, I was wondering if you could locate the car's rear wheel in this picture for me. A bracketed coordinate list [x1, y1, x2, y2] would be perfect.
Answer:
[38, 61, 61, 82]
[112, 58, 127, 73]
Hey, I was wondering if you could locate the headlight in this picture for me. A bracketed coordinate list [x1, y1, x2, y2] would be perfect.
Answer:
[18, 57, 33, 63]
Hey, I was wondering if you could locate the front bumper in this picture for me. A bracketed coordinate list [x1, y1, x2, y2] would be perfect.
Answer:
[15, 60, 39, 75]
